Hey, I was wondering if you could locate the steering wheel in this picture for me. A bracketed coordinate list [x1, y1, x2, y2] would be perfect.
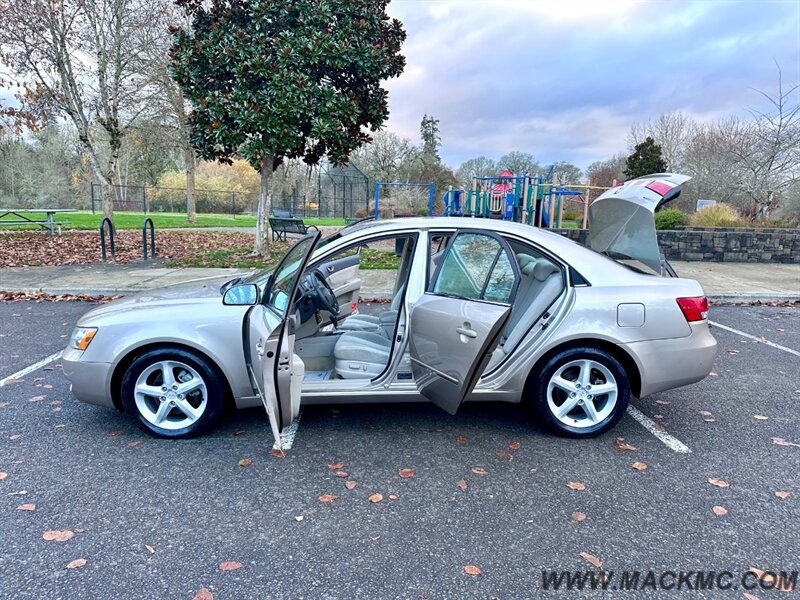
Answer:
[298, 270, 340, 324]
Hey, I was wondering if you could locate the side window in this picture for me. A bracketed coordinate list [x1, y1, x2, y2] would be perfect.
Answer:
[432, 232, 518, 303]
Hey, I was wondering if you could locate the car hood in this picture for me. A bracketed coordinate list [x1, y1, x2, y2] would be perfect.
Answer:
[588, 173, 691, 273]
[79, 277, 239, 324]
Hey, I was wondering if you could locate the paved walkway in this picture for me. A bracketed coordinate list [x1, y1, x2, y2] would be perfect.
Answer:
[0, 261, 797, 302]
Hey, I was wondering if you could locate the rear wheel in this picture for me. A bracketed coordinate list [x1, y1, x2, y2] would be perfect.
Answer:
[528, 346, 630, 438]
[121, 348, 226, 439]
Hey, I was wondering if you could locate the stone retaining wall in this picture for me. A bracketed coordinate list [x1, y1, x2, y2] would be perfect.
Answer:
[553, 227, 800, 263]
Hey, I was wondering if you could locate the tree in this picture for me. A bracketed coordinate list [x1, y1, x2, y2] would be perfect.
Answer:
[0, 0, 156, 220]
[586, 154, 627, 187]
[630, 112, 694, 172]
[455, 156, 497, 187]
[624, 137, 668, 179]
[349, 130, 415, 183]
[552, 161, 582, 184]
[497, 151, 540, 175]
[419, 114, 441, 163]
[171, 0, 406, 256]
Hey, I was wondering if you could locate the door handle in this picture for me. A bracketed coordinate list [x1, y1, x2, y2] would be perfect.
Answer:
[326, 266, 335, 273]
[456, 327, 477, 339]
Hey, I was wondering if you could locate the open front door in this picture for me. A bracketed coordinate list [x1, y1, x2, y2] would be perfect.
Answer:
[408, 230, 520, 415]
[246, 231, 321, 449]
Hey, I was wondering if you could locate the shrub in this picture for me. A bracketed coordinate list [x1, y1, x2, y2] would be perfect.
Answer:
[654, 207, 685, 230]
[417, 207, 430, 216]
[562, 209, 581, 221]
[688, 203, 745, 227]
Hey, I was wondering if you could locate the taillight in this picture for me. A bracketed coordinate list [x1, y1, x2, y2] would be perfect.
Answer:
[676, 296, 708, 322]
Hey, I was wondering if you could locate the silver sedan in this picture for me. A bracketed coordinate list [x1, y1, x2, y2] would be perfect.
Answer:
[63, 173, 717, 447]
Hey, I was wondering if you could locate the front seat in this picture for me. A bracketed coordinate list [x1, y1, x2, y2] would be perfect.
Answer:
[333, 331, 392, 379]
[337, 284, 403, 337]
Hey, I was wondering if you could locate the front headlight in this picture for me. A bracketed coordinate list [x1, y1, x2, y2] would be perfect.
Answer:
[69, 327, 97, 351]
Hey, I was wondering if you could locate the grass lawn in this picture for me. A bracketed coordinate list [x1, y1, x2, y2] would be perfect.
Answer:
[0, 211, 345, 230]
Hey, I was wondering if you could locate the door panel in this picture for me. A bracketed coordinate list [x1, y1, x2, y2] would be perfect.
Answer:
[410, 229, 520, 415]
[409, 296, 510, 414]
[317, 254, 361, 318]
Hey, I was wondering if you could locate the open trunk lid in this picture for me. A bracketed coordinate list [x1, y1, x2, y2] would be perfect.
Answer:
[588, 173, 691, 274]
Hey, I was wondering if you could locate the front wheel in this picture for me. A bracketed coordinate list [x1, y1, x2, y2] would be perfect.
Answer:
[528, 346, 630, 438]
[120, 348, 226, 439]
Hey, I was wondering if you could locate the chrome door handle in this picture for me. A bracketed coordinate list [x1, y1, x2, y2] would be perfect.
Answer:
[326, 266, 334, 273]
[456, 327, 477, 338]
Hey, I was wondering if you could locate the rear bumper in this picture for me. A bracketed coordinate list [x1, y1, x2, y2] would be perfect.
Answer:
[61, 347, 117, 409]
[624, 322, 717, 397]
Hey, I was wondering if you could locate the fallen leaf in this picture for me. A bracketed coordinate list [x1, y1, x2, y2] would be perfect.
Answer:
[335, 470, 349, 478]
[508, 441, 521, 450]
[17, 503, 35, 511]
[726, 349, 739, 355]
[193, 587, 214, 600]
[708, 477, 730, 488]
[632, 462, 648, 471]
[318, 494, 337, 503]
[43, 384, 53, 389]
[238, 458, 252, 468]
[8, 434, 20, 440]
[753, 415, 769, 421]
[66, 558, 86, 569]
[699, 410, 713, 417]
[327, 462, 344, 470]
[370, 535, 381, 541]
[742, 593, 759, 600]
[344, 481, 357, 490]
[708, 371, 718, 377]
[127, 441, 143, 447]
[8, 490, 27, 495]
[655, 399, 670, 405]
[456, 479, 468, 491]
[0, 472, 7, 480]
[55, 424, 66, 429]
[704, 418, 716, 423]
[268, 449, 285, 458]
[107, 431, 123, 437]
[28, 395, 45, 402]
[567, 481, 586, 491]
[43, 530, 74, 542]
[219, 561, 242, 572]
[712, 505, 728, 517]
[398, 468, 416, 478]
[145, 544, 155, 555]
[456, 435, 468, 445]
[653, 414, 664, 420]
[0, 402, 8, 408]
[233, 430, 245, 436]
[775, 491, 791, 499]
[495, 451, 513, 461]
[471, 467, 488, 476]
[3, 378, 23, 385]
[464, 565, 482, 576]
[294, 515, 304, 522]
[571, 511, 586, 522]
[579, 552, 602, 568]
[613, 438, 637, 452]
[368, 493, 383, 503]
[388, 494, 399, 500]
[772, 437, 800, 448]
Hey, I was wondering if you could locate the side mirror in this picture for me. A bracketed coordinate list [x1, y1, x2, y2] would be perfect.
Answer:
[223, 283, 260, 306]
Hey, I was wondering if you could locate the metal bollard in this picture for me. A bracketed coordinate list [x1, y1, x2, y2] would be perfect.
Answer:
[100, 218, 115, 261]
[142, 217, 156, 261]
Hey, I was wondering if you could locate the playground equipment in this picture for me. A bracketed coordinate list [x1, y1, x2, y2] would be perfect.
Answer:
[433, 165, 612, 230]
[373, 181, 435, 220]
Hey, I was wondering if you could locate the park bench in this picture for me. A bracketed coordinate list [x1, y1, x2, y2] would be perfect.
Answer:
[0, 209, 75, 234]
[269, 216, 319, 242]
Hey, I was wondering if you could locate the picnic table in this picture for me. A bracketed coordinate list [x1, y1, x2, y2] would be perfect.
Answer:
[0, 208, 76, 234]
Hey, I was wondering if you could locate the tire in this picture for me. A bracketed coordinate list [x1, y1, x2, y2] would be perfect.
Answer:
[120, 347, 226, 439]
[527, 346, 630, 438]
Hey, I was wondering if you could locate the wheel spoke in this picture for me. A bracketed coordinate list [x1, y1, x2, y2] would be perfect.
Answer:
[591, 382, 616, 396]
[160, 362, 176, 389]
[556, 396, 580, 419]
[582, 398, 600, 424]
[153, 401, 172, 425]
[578, 360, 592, 388]
[552, 376, 578, 394]
[135, 383, 162, 398]
[176, 378, 203, 396]
[174, 398, 200, 422]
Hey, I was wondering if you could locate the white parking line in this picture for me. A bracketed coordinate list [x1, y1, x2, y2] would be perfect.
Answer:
[627, 406, 692, 454]
[0, 351, 62, 387]
[710, 320, 800, 358]
[273, 409, 303, 451]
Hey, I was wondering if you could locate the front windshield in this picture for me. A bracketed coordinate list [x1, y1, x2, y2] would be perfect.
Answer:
[243, 230, 342, 288]
[264, 235, 317, 317]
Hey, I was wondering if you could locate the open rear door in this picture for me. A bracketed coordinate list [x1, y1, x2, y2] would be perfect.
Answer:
[408, 230, 520, 414]
[246, 231, 320, 449]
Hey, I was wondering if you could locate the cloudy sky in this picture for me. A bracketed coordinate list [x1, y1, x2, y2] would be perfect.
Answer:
[383, 0, 800, 170]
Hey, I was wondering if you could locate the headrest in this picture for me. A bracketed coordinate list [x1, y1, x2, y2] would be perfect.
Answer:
[516, 254, 537, 276]
[533, 260, 559, 281]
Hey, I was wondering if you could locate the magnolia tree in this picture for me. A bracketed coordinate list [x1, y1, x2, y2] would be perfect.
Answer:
[171, 0, 406, 256]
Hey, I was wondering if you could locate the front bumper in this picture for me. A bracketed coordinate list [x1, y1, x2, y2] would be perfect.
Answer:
[624, 322, 718, 397]
[61, 347, 117, 409]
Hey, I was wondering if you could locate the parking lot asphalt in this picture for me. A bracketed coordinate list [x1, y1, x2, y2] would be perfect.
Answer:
[0, 300, 798, 599]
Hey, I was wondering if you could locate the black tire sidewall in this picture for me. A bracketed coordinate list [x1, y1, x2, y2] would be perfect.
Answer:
[529, 346, 630, 438]
[121, 347, 226, 439]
